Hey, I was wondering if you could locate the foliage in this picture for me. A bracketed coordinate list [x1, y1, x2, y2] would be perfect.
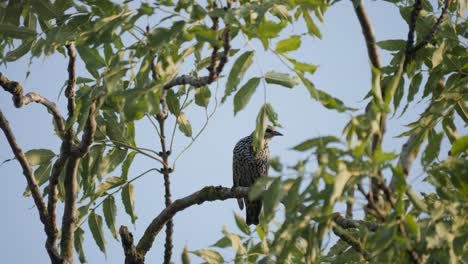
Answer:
[0, 0, 466, 263]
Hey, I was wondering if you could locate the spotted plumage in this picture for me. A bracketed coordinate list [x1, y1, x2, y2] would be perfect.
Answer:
[232, 126, 282, 225]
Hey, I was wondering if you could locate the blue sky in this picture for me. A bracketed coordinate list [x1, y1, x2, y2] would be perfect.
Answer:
[0, 1, 463, 263]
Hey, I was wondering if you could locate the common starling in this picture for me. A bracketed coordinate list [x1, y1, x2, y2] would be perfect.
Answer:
[233, 125, 283, 225]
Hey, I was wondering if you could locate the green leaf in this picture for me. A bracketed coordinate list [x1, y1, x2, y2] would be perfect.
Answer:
[288, 58, 318, 74]
[408, 72, 422, 104]
[234, 213, 251, 235]
[303, 9, 321, 39]
[275, 35, 301, 53]
[292, 136, 340, 151]
[122, 183, 137, 224]
[74, 227, 87, 264]
[177, 112, 193, 137]
[76, 45, 106, 78]
[431, 41, 446, 68]
[264, 103, 280, 127]
[88, 211, 106, 255]
[182, 245, 191, 264]
[103, 195, 118, 240]
[166, 89, 181, 115]
[121, 151, 136, 180]
[194, 86, 211, 107]
[265, 71, 299, 88]
[190, 4, 206, 21]
[393, 76, 405, 112]
[253, 105, 267, 153]
[25, 149, 55, 166]
[422, 129, 443, 167]
[377, 39, 406, 51]
[0, 24, 37, 39]
[190, 25, 220, 47]
[95, 177, 124, 198]
[405, 214, 420, 241]
[192, 249, 224, 264]
[212, 236, 231, 248]
[32, 0, 61, 20]
[270, 156, 283, 172]
[24, 162, 52, 196]
[223, 51, 254, 103]
[263, 177, 284, 221]
[233, 77, 260, 115]
[5, 40, 34, 62]
[450, 135, 468, 156]
[97, 148, 128, 179]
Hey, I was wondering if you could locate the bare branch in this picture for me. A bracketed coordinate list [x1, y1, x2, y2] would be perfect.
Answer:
[47, 154, 68, 253]
[0, 107, 61, 262]
[352, 1, 382, 70]
[404, 0, 423, 69]
[77, 102, 97, 156]
[0, 72, 65, 135]
[332, 225, 372, 261]
[65, 43, 77, 119]
[60, 156, 80, 263]
[133, 186, 249, 256]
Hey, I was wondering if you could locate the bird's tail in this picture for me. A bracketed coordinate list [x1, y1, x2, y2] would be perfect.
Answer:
[237, 198, 244, 210]
[246, 200, 262, 226]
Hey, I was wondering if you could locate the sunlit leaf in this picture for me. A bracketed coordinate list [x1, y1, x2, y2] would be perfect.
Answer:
[275, 35, 301, 53]
[264, 71, 299, 88]
[450, 135, 468, 157]
[182, 245, 191, 264]
[25, 149, 55, 166]
[177, 112, 193, 137]
[303, 9, 321, 39]
[192, 249, 224, 264]
[377, 39, 406, 51]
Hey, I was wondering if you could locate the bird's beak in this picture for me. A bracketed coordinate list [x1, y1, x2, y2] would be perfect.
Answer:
[273, 131, 283, 136]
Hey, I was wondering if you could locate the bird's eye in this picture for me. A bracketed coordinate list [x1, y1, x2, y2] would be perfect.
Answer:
[266, 128, 272, 133]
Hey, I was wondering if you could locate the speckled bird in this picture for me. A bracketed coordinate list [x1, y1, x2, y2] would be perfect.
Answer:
[233, 125, 283, 225]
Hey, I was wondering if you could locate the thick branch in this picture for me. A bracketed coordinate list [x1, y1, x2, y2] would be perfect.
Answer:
[60, 157, 80, 263]
[352, 1, 382, 70]
[65, 43, 76, 119]
[332, 225, 372, 261]
[134, 186, 249, 256]
[76, 102, 97, 156]
[47, 154, 68, 253]
[0, 107, 61, 262]
[0, 72, 65, 135]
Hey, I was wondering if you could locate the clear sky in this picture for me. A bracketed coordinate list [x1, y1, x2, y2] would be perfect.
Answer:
[0, 1, 463, 263]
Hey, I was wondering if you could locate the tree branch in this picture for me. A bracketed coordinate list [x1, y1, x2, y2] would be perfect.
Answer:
[332, 225, 372, 261]
[332, 213, 381, 232]
[352, 1, 382, 70]
[65, 43, 77, 120]
[76, 102, 97, 156]
[125, 186, 249, 258]
[0, 72, 65, 136]
[0, 107, 61, 263]
[47, 153, 68, 255]
[60, 156, 80, 263]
